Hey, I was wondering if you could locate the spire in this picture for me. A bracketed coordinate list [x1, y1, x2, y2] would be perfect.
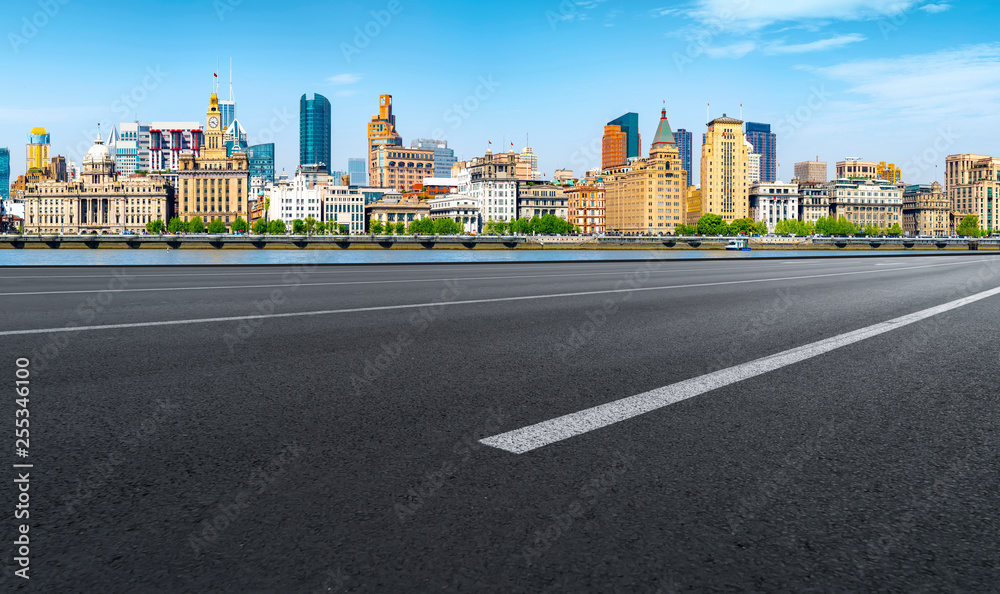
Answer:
[651, 104, 675, 149]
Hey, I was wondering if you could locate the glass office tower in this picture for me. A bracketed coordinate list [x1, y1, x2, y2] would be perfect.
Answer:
[300, 93, 331, 172]
[247, 143, 275, 185]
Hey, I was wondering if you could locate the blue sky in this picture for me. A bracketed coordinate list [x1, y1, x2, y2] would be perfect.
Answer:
[2, 0, 997, 186]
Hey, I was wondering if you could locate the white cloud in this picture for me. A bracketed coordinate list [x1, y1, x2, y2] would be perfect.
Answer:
[918, 3, 951, 13]
[327, 73, 361, 85]
[689, 0, 918, 30]
[815, 43, 1000, 119]
[704, 41, 757, 58]
[764, 33, 866, 54]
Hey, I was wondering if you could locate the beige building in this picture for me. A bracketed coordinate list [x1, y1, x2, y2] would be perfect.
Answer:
[685, 186, 702, 226]
[836, 159, 878, 180]
[23, 132, 173, 234]
[877, 162, 902, 184]
[517, 182, 567, 220]
[699, 114, 749, 222]
[176, 93, 249, 227]
[828, 178, 903, 229]
[794, 159, 827, 183]
[798, 181, 831, 224]
[371, 145, 435, 192]
[365, 194, 430, 230]
[605, 107, 687, 234]
[945, 153, 998, 232]
[902, 182, 951, 236]
[565, 183, 605, 234]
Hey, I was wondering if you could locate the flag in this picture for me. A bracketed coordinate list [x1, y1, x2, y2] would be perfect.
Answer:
[214, 73, 218, 78]
[488, 141, 492, 145]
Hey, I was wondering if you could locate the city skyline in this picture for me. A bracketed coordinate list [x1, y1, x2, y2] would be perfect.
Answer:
[2, 1, 997, 188]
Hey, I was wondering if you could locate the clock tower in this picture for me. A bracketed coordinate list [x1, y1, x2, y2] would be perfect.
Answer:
[176, 91, 250, 228]
[203, 93, 226, 159]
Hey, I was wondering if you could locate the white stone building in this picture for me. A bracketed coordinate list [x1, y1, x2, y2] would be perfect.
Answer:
[323, 185, 366, 234]
[750, 181, 799, 232]
[428, 194, 480, 233]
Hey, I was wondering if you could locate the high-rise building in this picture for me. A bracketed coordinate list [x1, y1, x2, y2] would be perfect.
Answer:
[746, 139, 761, 184]
[176, 93, 250, 227]
[744, 122, 776, 182]
[519, 146, 540, 180]
[674, 128, 693, 181]
[26, 127, 50, 173]
[225, 118, 248, 156]
[368, 94, 403, 186]
[836, 159, 877, 180]
[945, 153, 999, 232]
[699, 114, 749, 222]
[247, 143, 275, 185]
[877, 161, 902, 184]
[149, 123, 203, 175]
[347, 158, 368, 186]
[300, 93, 331, 172]
[602, 113, 640, 170]
[411, 139, 456, 178]
[0, 148, 9, 200]
[605, 106, 687, 234]
[794, 159, 827, 183]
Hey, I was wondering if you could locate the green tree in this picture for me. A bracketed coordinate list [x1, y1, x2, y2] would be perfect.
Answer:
[231, 217, 249, 233]
[862, 223, 881, 237]
[167, 217, 187, 233]
[208, 218, 227, 234]
[956, 214, 982, 237]
[433, 217, 462, 235]
[252, 219, 268, 234]
[188, 216, 205, 233]
[268, 219, 286, 234]
[291, 218, 306, 234]
[674, 223, 693, 236]
[728, 217, 754, 235]
[316, 221, 327, 235]
[696, 213, 728, 236]
[409, 217, 433, 234]
[753, 220, 768, 235]
[394, 221, 405, 234]
[146, 219, 165, 233]
[886, 223, 903, 237]
[304, 216, 318, 235]
[369, 219, 384, 234]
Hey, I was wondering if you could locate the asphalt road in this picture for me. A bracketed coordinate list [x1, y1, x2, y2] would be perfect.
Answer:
[2, 254, 999, 593]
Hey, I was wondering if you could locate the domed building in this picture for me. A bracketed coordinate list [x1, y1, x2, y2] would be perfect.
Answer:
[23, 130, 175, 234]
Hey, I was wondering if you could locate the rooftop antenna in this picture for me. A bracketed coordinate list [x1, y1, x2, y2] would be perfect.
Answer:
[229, 57, 234, 102]
[707, 101, 710, 123]
[215, 57, 219, 94]
[740, 103, 743, 120]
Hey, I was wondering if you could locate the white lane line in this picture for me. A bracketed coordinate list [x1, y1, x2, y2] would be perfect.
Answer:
[0, 260, 846, 280]
[480, 283, 1000, 454]
[0, 260, 975, 337]
[0, 261, 869, 296]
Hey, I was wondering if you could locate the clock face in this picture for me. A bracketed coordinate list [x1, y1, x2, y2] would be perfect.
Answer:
[209, 116, 219, 129]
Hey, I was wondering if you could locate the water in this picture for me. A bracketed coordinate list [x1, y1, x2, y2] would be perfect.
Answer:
[0, 248, 947, 266]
